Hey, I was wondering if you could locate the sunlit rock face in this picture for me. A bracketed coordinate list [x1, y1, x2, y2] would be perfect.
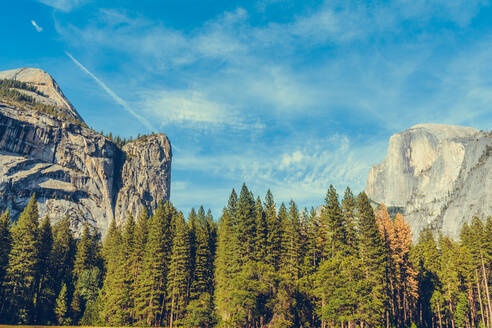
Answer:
[366, 123, 492, 241]
[0, 67, 83, 122]
[0, 68, 171, 234]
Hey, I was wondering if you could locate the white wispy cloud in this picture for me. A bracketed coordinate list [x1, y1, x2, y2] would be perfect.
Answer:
[173, 134, 386, 206]
[31, 20, 43, 32]
[64, 52, 155, 131]
[37, 0, 87, 12]
[54, 2, 492, 133]
[55, 1, 489, 126]
[140, 89, 259, 131]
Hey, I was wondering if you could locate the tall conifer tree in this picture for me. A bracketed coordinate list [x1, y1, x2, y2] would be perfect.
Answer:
[356, 192, 388, 327]
[51, 215, 76, 297]
[99, 218, 124, 325]
[168, 212, 191, 328]
[265, 190, 282, 270]
[134, 201, 175, 326]
[322, 185, 346, 258]
[236, 184, 256, 261]
[215, 189, 243, 326]
[341, 187, 358, 252]
[0, 210, 11, 307]
[35, 216, 54, 324]
[3, 195, 40, 323]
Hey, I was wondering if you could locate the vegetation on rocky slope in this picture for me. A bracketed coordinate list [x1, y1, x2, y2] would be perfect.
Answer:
[0, 78, 85, 126]
[102, 131, 161, 149]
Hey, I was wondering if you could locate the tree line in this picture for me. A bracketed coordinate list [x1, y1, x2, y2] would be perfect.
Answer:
[0, 185, 490, 328]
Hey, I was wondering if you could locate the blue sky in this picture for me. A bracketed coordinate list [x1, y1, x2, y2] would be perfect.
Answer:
[2, 0, 492, 217]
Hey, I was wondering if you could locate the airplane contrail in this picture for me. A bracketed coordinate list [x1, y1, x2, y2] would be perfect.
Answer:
[65, 52, 154, 131]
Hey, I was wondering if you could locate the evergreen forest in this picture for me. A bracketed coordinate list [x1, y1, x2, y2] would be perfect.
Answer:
[0, 184, 491, 328]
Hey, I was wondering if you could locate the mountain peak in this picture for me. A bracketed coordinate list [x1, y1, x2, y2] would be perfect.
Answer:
[366, 123, 491, 240]
[0, 67, 83, 123]
[408, 123, 479, 139]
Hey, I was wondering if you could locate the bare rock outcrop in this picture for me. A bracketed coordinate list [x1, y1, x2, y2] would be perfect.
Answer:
[114, 134, 171, 225]
[366, 123, 491, 240]
[0, 68, 171, 234]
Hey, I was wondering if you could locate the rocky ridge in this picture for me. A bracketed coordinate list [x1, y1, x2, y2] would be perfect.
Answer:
[366, 123, 491, 241]
[0, 68, 171, 234]
[0, 68, 83, 122]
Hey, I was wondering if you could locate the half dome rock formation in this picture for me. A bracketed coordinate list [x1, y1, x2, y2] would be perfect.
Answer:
[0, 67, 171, 234]
[366, 123, 491, 240]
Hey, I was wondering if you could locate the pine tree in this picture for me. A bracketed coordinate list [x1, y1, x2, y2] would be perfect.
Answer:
[356, 192, 388, 327]
[99, 218, 123, 325]
[460, 219, 489, 328]
[0, 210, 11, 305]
[51, 214, 76, 298]
[215, 189, 242, 326]
[393, 213, 418, 326]
[438, 236, 460, 328]
[322, 185, 346, 258]
[314, 251, 348, 327]
[134, 201, 175, 326]
[271, 200, 301, 328]
[315, 188, 358, 328]
[188, 208, 198, 295]
[341, 187, 358, 252]
[264, 190, 282, 270]
[55, 283, 72, 325]
[71, 224, 102, 324]
[374, 204, 397, 327]
[35, 216, 55, 324]
[454, 292, 470, 328]
[108, 213, 137, 325]
[78, 226, 104, 325]
[191, 209, 213, 298]
[187, 207, 216, 328]
[282, 200, 301, 280]
[254, 196, 268, 262]
[228, 185, 261, 327]
[167, 212, 191, 328]
[431, 289, 445, 328]
[297, 208, 319, 328]
[3, 195, 40, 323]
[205, 209, 217, 282]
[340, 187, 361, 328]
[302, 207, 322, 275]
[121, 214, 137, 324]
[73, 225, 92, 279]
[78, 267, 103, 325]
[185, 292, 214, 328]
[236, 184, 257, 261]
[129, 207, 149, 322]
[411, 228, 440, 327]
[253, 196, 271, 328]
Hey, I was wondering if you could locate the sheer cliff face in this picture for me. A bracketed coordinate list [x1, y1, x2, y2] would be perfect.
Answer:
[0, 68, 171, 234]
[115, 135, 171, 225]
[366, 124, 491, 240]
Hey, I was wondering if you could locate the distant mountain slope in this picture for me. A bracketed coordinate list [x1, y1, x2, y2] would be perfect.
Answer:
[366, 123, 491, 240]
[0, 68, 171, 234]
[0, 67, 83, 123]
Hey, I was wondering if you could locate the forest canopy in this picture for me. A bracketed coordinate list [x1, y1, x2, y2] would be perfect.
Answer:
[0, 185, 490, 328]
